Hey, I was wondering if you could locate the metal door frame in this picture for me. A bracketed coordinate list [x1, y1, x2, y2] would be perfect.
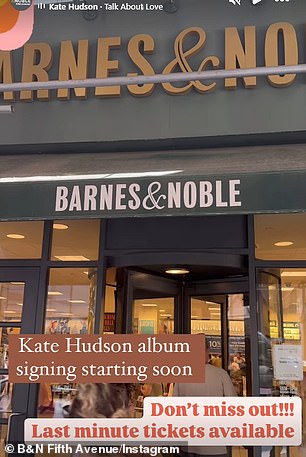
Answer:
[0, 268, 40, 444]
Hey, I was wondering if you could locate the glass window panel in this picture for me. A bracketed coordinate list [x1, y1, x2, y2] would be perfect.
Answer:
[104, 288, 116, 333]
[51, 219, 100, 261]
[255, 213, 306, 260]
[133, 298, 174, 334]
[39, 268, 97, 418]
[0, 376, 13, 413]
[106, 267, 117, 287]
[0, 221, 43, 259]
[0, 282, 24, 322]
[191, 298, 222, 365]
[101, 268, 117, 334]
[45, 268, 97, 334]
[257, 268, 306, 457]
[38, 382, 77, 418]
[133, 295, 173, 402]
[228, 294, 246, 396]
[0, 327, 20, 369]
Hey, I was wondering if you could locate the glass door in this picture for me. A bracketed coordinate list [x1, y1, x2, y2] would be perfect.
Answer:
[186, 291, 248, 395]
[257, 269, 305, 457]
[0, 268, 40, 450]
[116, 268, 182, 335]
[184, 281, 250, 457]
[116, 268, 181, 411]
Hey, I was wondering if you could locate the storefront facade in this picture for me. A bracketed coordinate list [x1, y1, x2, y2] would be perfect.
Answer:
[0, 1, 306, 457]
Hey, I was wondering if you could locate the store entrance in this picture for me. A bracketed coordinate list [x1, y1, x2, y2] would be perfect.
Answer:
[115, 267, 251, 457]
[116, 267, 250, 395]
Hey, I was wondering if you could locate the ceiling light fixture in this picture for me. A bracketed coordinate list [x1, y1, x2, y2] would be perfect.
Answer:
[6, 234, 25, 239]
[0, 105, 14, 113]
[281, 287, 294, 292]
[281, 271, 306, 277]
[53, 223, 69, 230]
[141, 304, 157, 307]
[54, 256, 90, 261]
[46, 308, 57, 312]
[68, 300, 86, 304]
[165, 268, 190, 275]
[274, 241, 294, 247]
[48, 291, 63, 296]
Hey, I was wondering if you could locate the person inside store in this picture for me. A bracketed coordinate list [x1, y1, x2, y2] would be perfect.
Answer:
[210, 354, 222, 368]
[173, 341, 237, 457]
[38, 383, 54, 414]
[140, 382, 163, 397]
[233, 352, 246, 371]
[69, 382, 136, 418]
[69, 383, 137, 456]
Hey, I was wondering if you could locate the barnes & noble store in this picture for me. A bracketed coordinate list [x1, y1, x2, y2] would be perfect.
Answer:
[0, 2, 306, 457]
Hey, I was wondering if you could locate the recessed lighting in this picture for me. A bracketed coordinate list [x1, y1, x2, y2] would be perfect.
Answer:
[54, 256, 90, 261]
[141, 304, 157, 307]
[3, 310, 16, 314]
[281, 271, 306, 277]
[274, 241, 294, 247]
[160, 314, 172, 317]
[0, 297, 6, 300]
[165, 268, 190, 275]
[68, 300, 86, 304]
[53, 224, 69, 230]
[0, 105, 14, 114]
[6, 234, 25, 239]
[48, 291, 63, 296]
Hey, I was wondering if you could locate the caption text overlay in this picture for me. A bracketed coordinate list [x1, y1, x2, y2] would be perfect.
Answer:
[25, 397, 302, 446]
[8, 334, 205, 383]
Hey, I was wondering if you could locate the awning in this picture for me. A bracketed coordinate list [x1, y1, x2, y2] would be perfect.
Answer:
[0, 144, 306, 220]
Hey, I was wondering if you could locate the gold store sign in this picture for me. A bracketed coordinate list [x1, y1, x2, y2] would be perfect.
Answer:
[0, 22, 300, 101]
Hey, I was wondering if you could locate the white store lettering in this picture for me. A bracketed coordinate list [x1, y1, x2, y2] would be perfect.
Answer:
[54, 179, 242, 213]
